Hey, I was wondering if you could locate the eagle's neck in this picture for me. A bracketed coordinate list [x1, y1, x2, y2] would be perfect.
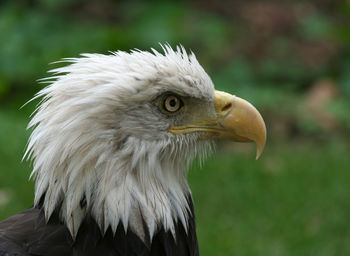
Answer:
[33, 136, 211, 241]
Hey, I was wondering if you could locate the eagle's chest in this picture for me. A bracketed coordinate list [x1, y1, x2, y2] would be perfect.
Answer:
[0, 198, 199, 256]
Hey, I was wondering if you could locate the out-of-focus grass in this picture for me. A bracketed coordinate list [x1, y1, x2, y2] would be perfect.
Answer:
[1, 104, 350, 255]
[190, 140, 350, 256]
[0, 101, 34, 219]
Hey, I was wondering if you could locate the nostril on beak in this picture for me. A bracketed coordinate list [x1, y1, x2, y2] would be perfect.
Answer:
[221, 103, 232, 113]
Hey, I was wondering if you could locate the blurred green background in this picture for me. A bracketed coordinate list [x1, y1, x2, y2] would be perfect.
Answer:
[1, 0, 350, 255]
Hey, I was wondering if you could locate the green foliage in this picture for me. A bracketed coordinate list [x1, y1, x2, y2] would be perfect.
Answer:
[328, 97, 350, 129]
[338, 57, 350, 97]
[0, 3, 127, 95]
[0, 0, 349, 104]
[298, 13, 335, 40]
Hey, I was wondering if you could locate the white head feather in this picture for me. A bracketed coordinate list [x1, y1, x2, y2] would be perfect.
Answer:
[25, 45, 215, 240]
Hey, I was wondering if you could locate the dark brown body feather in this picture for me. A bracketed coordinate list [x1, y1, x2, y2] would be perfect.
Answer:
[0, 199, 199, 256]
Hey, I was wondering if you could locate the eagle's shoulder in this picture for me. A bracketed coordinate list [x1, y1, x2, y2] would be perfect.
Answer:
[0, 207, 72, 256]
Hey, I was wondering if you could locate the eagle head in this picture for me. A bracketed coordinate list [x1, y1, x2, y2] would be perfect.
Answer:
[25, 45, 266, 241]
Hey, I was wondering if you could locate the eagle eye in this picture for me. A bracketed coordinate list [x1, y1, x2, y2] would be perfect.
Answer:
[162, 95, 183, 113]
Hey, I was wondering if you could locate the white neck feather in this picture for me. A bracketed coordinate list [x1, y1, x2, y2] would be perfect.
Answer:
[29, 130, 211, 240]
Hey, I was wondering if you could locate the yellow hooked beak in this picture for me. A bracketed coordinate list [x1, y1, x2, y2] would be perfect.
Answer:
[168, 90, 266, 159]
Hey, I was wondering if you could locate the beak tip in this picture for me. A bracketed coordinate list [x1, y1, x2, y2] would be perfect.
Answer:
[255, 148, 263, 160]
[255, 153, 260, 160]
[255, 148, 262, 160]
[255, 129, 266, 160]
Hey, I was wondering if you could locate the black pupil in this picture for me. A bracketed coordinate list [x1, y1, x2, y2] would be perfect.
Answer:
[169, 98, 177, 107]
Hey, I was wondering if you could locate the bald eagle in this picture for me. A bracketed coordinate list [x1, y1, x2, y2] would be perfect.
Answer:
[0, 45, 266, 256]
